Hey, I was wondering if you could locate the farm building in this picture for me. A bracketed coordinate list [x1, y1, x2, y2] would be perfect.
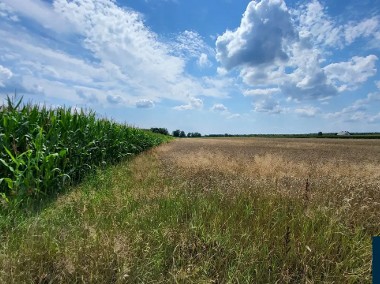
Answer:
[337, 131, 350, 136]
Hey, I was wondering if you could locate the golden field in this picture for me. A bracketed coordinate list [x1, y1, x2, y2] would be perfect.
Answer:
[157, 138, 380, 234]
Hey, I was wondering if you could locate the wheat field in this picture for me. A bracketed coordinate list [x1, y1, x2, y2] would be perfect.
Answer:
[158, 138, 380, 234]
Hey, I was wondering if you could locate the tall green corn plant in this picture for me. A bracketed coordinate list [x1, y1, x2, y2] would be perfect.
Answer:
[1, 95, 171, 206]
[0, 146, 31, 197]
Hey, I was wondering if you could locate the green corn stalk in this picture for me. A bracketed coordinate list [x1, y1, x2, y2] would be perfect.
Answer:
[0, 95, 171, 206]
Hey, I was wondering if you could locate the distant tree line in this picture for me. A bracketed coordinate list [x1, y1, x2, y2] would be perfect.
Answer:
[172, 129, 202, 138]
[150, 128, 202, 138]
[205, 132, 380, 139]
[149, 128, 380, 139]
[150, 128, 170, 135]
[172, 129, 185, 137]
[187, 132, 202, 137]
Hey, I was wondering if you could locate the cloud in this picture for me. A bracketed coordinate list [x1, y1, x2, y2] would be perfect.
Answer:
[0, 65, 12, 87]
[2, 0, 73, 33]
[339, 111, 380, 123]
[0, 0, 230, 109]
[197, 53, 211, 68]
[215, 0, 379, 105]
[344, 17, 380, 46]
[0, 2, 19, 21]
[267, 46, 337, 100]
[211, 103, 228, 111]
[172, 30, 214, 60]
[215, 0, 341, 101]
[136, 99, 154, 108]
[253, 98, 283, 114]
[216, 67, 228, 76]
[0, 30, 113, 102]
[376, 81, 380, 89]
[296, 2, 380, 50]
[216, 0, 296, 70]
[281, 67, 338, 100]
[54, 0, 185, 84]
[106, 95, 123, 105]
[294, 106, 320, 117]
[241, 64, 287, 86]
[198, 76, 235, 98]
[295, 0, 343, 48]
[354, 92, 380, 106]
[326, 92, 380, 122]
[243, 88, 280, 96]
[368, 113, 380, 123]
[210, 103, 243, 120]
[174, 97, 203, 110]
[324, 55, 378, 91]
[253, 101, 320, 118]
[76, 89, 99, 104]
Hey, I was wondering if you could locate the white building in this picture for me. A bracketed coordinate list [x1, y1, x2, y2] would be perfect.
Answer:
[337, 131, 350, 136]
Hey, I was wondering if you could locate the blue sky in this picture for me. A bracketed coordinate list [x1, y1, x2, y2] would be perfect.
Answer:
[1, 0, 380, 134]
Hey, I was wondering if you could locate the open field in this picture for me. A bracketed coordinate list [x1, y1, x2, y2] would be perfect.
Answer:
[159, 138, 380, 229]
[1, 137, 379, 283]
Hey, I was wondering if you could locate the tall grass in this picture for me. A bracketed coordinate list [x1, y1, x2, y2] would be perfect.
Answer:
[0, 144, 373, 283]
[0, 96, 170, 205]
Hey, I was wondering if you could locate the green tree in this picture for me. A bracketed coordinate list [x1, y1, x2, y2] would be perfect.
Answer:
[150, 128, 169, 135]
[172, 129, 181, 137]
[192, 132, 201, 137]
[179, 131, 186, 138]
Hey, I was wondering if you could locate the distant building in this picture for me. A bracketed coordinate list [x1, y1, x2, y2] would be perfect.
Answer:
[337, 131, 350, 136]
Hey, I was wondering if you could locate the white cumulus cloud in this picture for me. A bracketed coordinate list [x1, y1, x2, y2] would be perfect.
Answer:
[216, 0, 296, 70]
[324, 55, 378, 91]
[271, 46, 338, 100]
[174, 97, 203, 110]
[197, 53, 211, 68]
[211, 103, 228, 111]
[253, 98, 283, 114]
[215, 0, 379, 104]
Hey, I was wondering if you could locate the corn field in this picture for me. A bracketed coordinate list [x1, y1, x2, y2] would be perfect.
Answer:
[0, 97, 170, 205]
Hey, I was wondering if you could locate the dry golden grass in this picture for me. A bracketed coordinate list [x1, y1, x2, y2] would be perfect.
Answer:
[157, 138, 380, 234]
[159, 138, 380, 179]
